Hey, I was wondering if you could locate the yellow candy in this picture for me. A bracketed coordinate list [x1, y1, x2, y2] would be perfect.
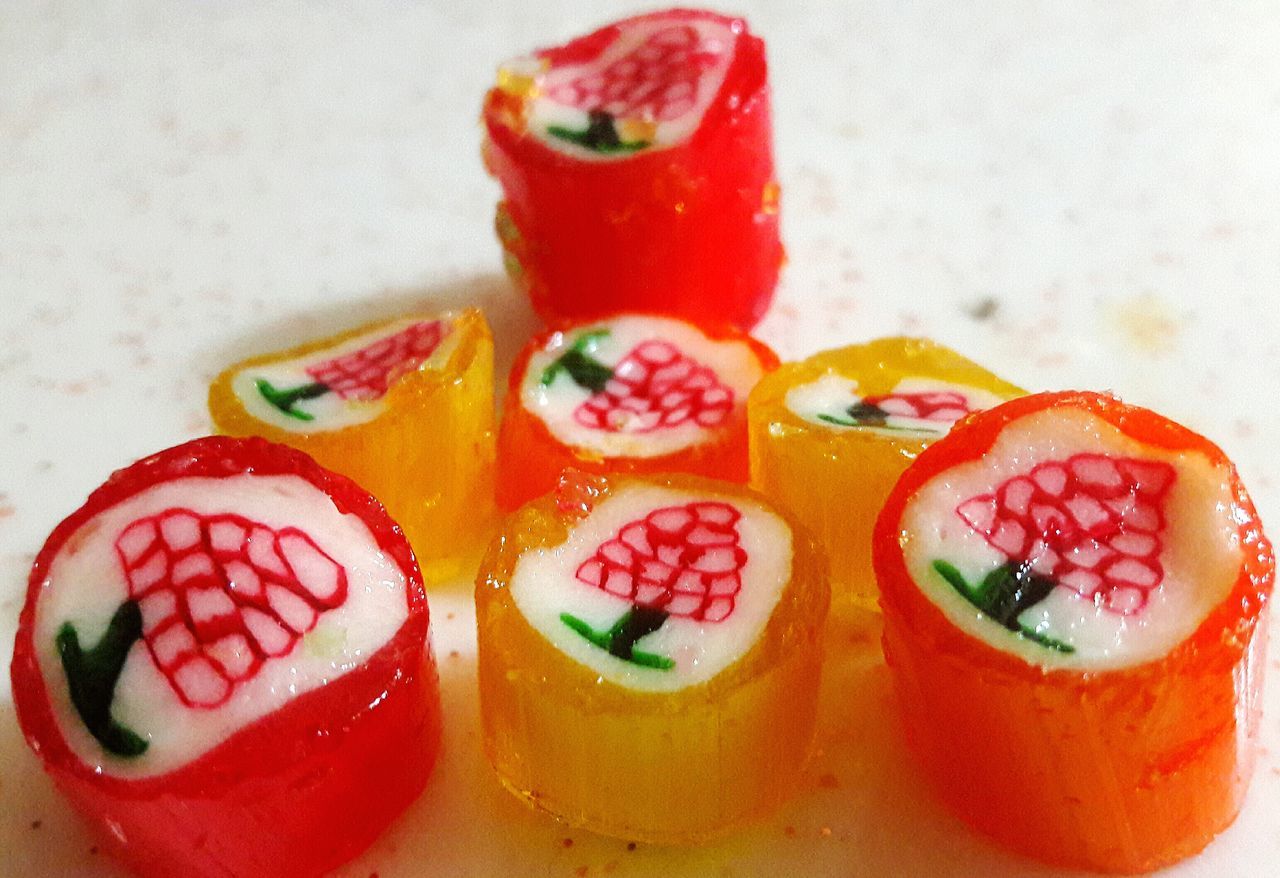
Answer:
[748, 337, 1024, 610]
[208, 309, 495, 581]
[476, 471, 829, 843]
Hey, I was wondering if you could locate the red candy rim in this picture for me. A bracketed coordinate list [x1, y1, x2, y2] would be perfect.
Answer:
[873, 391, 1274, 680]
[10, 435, 430, 792]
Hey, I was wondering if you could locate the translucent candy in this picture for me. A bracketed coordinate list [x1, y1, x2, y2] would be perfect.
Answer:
[748, 336, 1023, 611]
[874, 391, 1275, 873]
[476, 471, 829, 843]
[497, 314, 777, 511]
[208, 309, 495, 581]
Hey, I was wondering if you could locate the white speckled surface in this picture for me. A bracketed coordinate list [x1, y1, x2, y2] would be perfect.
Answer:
[2, 1, 1279, 875]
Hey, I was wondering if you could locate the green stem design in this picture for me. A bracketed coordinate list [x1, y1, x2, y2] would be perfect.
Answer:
[547, 110, 650, 154]
[57, 600, 149, 757]
[560, 605, 675, 670]
[817, 414, 921, 432]
[540, 329, 613, 393]
[255, 379, 330, 421]
[819, 401, 944, 434]
[932, 560, 1076, 654]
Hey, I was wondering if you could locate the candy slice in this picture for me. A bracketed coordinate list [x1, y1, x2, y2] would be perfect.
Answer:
[476, 471, 829, 842]
[10, 436, 442, 878]
[208, 309, 495, 580]
[483, 8, 781, 329]
[748, 337, 1023, 608]
[497, 313, 778, 511]
[873, 391, 1274, 872]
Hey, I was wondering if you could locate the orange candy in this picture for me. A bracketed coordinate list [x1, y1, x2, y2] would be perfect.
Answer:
[748, 336, 1023, 611]
[208, 309, 495, 581]
[496, 314, 778, 511]
[476, 471, 829, 843]
[874, 391, 1274, 873]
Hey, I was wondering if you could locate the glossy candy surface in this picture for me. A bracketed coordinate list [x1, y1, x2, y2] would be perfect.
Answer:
[873, 391, 1274, 873]
[748, 337, 1023, 609]
[10, 436, 442, 878]
[482, 8, 782, 329]
[498, 314, 777, 511]
[208, 308, 495, 581]
[476, 471, 829, 843]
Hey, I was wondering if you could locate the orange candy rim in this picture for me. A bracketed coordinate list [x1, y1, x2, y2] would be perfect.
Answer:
[874, 389, 1274, 684]
[496, 314, 780, 510]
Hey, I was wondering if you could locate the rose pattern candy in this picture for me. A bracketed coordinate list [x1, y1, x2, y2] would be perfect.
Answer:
[574, 340, 733, 433]
[560, 501, 747, 669]
[306, 319, 446, 401]
[54, 505, 349, 756]
[542, 331, 734, 435]
[817, 388, 975, 432]
[543, 24, 725, 153]
[116, 508, 349, 708]
[934, 453, 1176, 652]
[255, 319, 447, 420]
[869, 390, 971, 423]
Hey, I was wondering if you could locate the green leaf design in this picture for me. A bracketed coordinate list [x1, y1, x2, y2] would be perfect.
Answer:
[932, 559, 1076, 654]
[540, 329, 613, 393]
[57, 600, 149, 757]
[255, 378, 329, 421]
[560, 607, 675, 670]
[547, 110, 650, 154]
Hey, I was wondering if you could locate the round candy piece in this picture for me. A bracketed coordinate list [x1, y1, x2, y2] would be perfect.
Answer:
[10, 436, 442, 878]
[497, 313, 777, 511]
[477, 471, 829, 843]
[748, 336, 1023, 609]
[208, 308, 495, 581]
[873, 391, 1274, 873]
[483, 8, 782, 329]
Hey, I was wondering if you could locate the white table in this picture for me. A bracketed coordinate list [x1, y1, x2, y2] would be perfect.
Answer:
[3, 2, 1278, 875]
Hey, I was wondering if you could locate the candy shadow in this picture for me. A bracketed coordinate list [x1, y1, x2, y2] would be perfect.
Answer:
[193, 271, 541, 409]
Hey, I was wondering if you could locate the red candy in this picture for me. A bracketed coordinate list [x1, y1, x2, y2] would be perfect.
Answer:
[10, 436, 442, 878]
[118, 509, 348, 708]
[574, 340, 734, 432]
[956, 453, 1175, 613]
[483, 9, 781, 329]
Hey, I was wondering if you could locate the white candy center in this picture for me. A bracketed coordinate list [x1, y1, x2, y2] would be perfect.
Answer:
[511, 15, 738, 159]
[510, 485, 792, 692]
[521, 315, 763, 459]
[33, 474, 409, 777]
[899, 408, 1242, 670]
